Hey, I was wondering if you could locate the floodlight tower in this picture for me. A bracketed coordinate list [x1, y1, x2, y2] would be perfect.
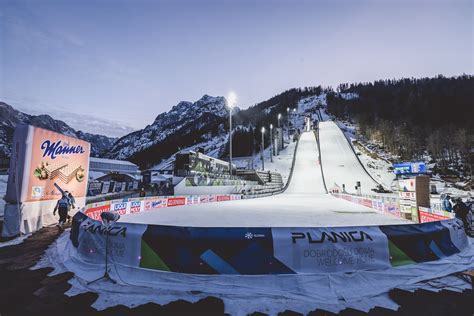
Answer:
[227, 92, 237, 175]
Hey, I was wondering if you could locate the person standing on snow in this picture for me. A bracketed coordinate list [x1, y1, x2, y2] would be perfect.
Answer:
[453, 198, 470, 234]
[53, 193, 72, 228]
[442, 195, 453, 212]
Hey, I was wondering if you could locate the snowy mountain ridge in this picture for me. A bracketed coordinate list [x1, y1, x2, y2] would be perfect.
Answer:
[104, 95, 231, 162]
[0, 102, 116, 157]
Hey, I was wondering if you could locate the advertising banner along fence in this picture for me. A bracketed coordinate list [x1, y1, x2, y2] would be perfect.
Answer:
[70, 211, 468, 275]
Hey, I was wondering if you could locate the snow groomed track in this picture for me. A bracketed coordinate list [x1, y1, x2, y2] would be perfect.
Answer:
[319, 121, 379, 194]
[119, 131, 407, 227]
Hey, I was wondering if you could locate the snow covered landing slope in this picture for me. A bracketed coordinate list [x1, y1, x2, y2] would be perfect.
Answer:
[120, 131, 409, 227]
[285, 132, 325, 194]
[319, 121, 378, 194]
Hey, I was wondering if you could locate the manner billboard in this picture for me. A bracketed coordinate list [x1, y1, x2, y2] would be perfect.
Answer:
[4, 124, 90, 236]
[6, 125, 90, 203]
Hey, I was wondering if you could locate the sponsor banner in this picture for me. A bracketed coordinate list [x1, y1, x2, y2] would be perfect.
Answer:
[380, 219, 468, 266]
[84, 203, 111, 220]
[167, 197, 186, 207]
[419, 210, 449, 223]
[139, 225, 286, 274]
[208, 195, 216, 203]
[129, 201, 142, 214]
[186, 196, 200, 205]
[273, 227, 391, 273]
[399, 204, 413, 214]
[232, 194, 242, 200]
[217, 195, 231, 202]
[71, 213, 469, 275]
[384, 203, 400, 218]
[144, 198, 167, 210]
[362, 199, 372, 208]
[70, 212, 147, 267]
[393, 162, 426, 175]
[200, 195, 209, 203]
[111, 202, 128, 216]
[399, 191, 416, 199]
[398, 179, 416, 192]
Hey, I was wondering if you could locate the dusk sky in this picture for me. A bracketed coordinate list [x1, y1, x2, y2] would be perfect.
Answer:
[1, 0, 472, 137]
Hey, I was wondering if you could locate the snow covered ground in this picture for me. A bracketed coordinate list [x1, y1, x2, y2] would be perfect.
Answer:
[120, 132, 409, 227]
[319, 121, 380, 194]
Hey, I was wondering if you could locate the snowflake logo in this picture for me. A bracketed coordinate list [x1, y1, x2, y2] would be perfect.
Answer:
[244, 232, 254, 239]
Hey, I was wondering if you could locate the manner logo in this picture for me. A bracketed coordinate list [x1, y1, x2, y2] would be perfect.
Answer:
[41, 140, 86, 159]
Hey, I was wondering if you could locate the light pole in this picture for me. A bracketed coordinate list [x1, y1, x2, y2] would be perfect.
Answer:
[226, 92, 237, 175]
[261, 126, 265, 171]
[286, 107, 290, 140]
[270, 124, 273, 161]
[277, 113, 281, 128]
[293, 108, 296, 131]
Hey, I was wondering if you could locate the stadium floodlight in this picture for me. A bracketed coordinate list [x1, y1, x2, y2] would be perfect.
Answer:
[227, 92, 237, 175]
[286, 107, 290, 139]
[278, 113, 282, 127]
[227, 91, 237, 108]
[261, 127, 265, 170]
[293, 108, 297, 129]
[269, 124, 273, 161]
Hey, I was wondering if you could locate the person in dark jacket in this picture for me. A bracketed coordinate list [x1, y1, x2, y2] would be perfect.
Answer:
[54, 194, 72, 228]
[65, 191, 75, 223]
[139, 188, 146, 197]
[442, 195, 453, 212]
[453, 198, 470, 234]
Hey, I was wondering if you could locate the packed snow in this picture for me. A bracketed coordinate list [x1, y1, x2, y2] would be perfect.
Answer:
[319, 121, 379, 194]
[120, 132, 409, 227]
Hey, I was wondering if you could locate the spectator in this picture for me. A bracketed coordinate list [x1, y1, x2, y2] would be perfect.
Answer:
[53, 193, 72, 228]
[453, 198, 470, 234]
[442, 195, 453, 212]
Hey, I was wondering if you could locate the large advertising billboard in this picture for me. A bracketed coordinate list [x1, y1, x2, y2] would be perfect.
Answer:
[6, 125, 90, 203]
[3, 124, 90, 236]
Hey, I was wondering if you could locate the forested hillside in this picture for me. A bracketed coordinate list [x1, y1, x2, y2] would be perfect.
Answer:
[326, 75, 473, 178]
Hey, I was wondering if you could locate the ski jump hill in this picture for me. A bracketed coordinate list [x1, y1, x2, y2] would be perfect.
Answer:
[67, 120, 470, 278]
